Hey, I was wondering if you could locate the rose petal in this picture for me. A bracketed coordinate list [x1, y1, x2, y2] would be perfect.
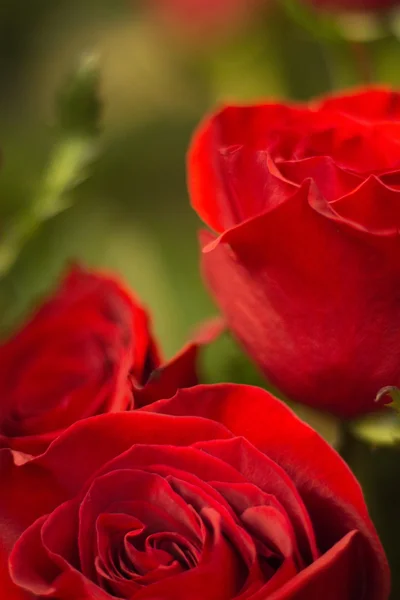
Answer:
[34, 411, 232, 497]
[267, 531, 364, 600]
[199, 178, 400, 417]
[134, 316, 224, 408]
[146, 384, 390, 599]
[188, 104, 307, 232]
[318, 88, 400, 122]
[195, 437, 318, 564]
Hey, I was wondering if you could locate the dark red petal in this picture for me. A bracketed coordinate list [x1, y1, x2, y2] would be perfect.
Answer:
[132, 510, 247, 600]
[146, 384, 390, 600]
[200, 179, 400, 417]
[77, 468, 202, 580]
[0, 265, 161, 455]
[214, 481, 302, 568]
[188, 104, 306, 232]
[10, 515, 112, 599]
[27, 411, 232, 497]
[144, 385, 364, 515]
[317, 88, 400, 122]
[195, 437, 318, 564]
[92, 443, 244, 493]
[0, 449, 65, 581]
[0, 412, 232, 588]
[330, 175, 400, 235]
[134, 316, 224, 408]
[277, 156, 361, 201]
[9, 516, 61, 597]
[0, 541, 30, 600]
[266, 531, 365, 600]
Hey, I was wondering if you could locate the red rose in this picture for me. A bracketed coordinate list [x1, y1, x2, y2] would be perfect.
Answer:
[0, 266, 208, 456]
[0, 384, 389, 599]
[188, 88, 400, 418]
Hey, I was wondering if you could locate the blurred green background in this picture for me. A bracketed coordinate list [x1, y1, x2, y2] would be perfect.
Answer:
[0, 0, 399, 357]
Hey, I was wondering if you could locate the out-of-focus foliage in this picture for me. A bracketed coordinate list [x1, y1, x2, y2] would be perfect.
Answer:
[0, 53, 102, 277]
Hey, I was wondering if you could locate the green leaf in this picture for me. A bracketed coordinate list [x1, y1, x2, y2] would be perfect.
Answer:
[57, 53, 101, 136]
[0, 52, 102, 277]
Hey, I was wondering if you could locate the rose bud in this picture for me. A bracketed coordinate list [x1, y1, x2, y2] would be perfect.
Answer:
[188, 87, 400, 418]
[0, 266, 211, 456]
[0, 384, 389, 599]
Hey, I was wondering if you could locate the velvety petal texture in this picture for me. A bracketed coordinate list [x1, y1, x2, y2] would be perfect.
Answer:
[188, 88, 400, 417]
[0, 385, 389, 599]
[0, 266, 207, 456]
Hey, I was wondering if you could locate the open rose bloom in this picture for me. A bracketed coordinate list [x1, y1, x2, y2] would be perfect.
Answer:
[188, 88, 400, 418]
[0, 385, 390, 599]
[0, 266, 213, 456]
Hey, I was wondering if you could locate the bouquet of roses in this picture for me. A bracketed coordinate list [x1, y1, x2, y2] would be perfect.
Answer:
[1, 1, 400, 599]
